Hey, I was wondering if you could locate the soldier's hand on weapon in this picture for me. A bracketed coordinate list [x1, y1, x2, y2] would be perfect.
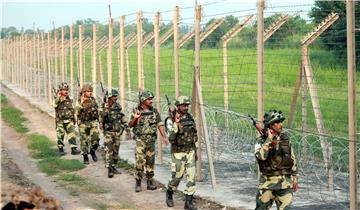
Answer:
[134, 111, 141, 122]
[126, 130, 132, 140]
[104, 103, 110, 112]
[80, 95, 86, 104]
[292, 182, 299, 192]
[174, 113, 181, 123]
[163, 136, 169, 146]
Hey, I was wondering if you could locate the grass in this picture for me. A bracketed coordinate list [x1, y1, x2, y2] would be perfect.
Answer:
[116, 158, 134, 170]
[58, 174, 108, 194]
[38, 157, 85, 175]
[28, 134, 59, 159]
[1, 93, 29, 133]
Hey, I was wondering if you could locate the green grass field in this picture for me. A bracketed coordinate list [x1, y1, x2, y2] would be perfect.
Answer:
[61, 47, 360, 138]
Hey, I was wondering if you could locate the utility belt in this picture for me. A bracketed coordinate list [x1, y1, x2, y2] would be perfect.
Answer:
[171, 143, 195, 153]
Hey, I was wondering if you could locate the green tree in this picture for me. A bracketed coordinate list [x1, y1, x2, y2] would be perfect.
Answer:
[264, 14, 312, 48]
[309, 1, 360, 66]
[201, 15, 239, 48]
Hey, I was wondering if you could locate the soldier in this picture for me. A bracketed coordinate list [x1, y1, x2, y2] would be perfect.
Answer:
[53, 82, 81, 156]
[76, 84, 100, 164]
[254, 110, 298, 210]
[99, 89, 131, 178]
[165, 96, 198, 210]
[128, 90, 168, 192]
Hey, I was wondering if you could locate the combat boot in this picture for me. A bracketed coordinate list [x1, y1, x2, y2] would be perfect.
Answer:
[135, 179, 142, 192]
[108, 167, 114, 178]
[184, 194, 197, 210]
[90, 150, 98, 162]
[83, 154, 89, 165]
[71, 147, 81, 155]
[166, 189, 174, 207]
[147, 179, 157, 190]
[58, 148, 66, 156]
[111, 166, 121, 174]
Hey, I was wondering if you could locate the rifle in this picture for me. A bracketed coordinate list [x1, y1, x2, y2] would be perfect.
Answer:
[76, 77, 82, 102]
[165, 95, 177, 120]
[248, 114, 268, 138]
[52, 86, 59, 99]
[100, 82, 108, 104]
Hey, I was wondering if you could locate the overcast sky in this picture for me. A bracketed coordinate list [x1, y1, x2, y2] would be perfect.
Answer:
[1, 0, 314, 31]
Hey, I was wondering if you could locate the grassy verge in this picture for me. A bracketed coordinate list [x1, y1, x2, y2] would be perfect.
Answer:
[117, 158, 134, 170]
[1, 93, 29, 133]
[0, 95, 104, 194]
[57, 174, 108, 194]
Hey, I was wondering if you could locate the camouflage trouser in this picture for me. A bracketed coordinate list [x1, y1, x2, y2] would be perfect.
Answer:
[104, 131, 122, 168]
[56, 121, 77, 149]
[78, 121, 100, 155]
[256, 174, 293, 210]
[167, 149, 196, 195]
[134, 134, 156, 180]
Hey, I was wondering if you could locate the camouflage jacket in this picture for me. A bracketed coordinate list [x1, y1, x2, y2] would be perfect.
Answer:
[100, 101, 128, 133]
[255, 132, 297, 190]
[76, 97, 99, 123]
[167, 112, 198, 153]
[53, 96, 75, 122]
[130, 105, 163, 137]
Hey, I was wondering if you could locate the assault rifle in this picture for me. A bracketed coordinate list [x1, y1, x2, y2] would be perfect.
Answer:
[165, 95, 177, 120]
[248, 114, 268, 139]
[76, 77, 82, 102]
[52, 86, 59, 99]
[100, 82, 108, 104]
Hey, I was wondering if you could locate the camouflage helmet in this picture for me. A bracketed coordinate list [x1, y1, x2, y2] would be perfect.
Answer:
[82, 84, 93, 92]
[139, 90, 154, 102]
[175, 95, 191, 106]
[59, 82, 69, 90]
[108, 89, 119, 98]
[263, 109, 285, 127]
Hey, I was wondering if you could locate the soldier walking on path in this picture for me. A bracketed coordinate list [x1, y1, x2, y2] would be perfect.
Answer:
[53, 82, 81, 156]
[254, 110, 298, 210]
[99, 89, 131, 178]
[165, 96, 198, 210]
[76, 84, 100, 164]
[128, 90, 169, 192]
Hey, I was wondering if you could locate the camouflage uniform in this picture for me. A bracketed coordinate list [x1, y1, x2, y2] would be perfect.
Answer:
[53, 82, 80, 155]
[165, 96, 198, 210]
[130, 91, 163, 190]
[99, 89, 128, 177]
[76, 84, 100, 163]
[255, 110, 297, 210]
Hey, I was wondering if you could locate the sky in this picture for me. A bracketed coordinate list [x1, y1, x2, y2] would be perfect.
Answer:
[1, 0, 315, 32]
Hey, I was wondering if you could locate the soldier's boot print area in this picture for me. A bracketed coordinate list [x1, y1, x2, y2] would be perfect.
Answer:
[83, 154, 89, 164]
[135, 179, 142, 192]
[58, 147, 66, 156]
[71, 147, 81, 155]
[147, 179, 157, 190]
[90, 150, 98, 162]
[111, 166, 121, 174]
[108, 167, 114, 178]
[184, 194, 197, 210]
[166, 189, 174, 207]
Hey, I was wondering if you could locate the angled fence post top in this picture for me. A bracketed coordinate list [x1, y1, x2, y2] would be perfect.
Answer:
[264, 13, 289, 42]
[301, 13, 339, 46]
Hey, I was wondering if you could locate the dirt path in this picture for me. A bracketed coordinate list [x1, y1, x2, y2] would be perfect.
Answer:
[1, 86, 212, 210]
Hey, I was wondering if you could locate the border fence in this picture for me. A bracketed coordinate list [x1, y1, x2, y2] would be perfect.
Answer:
[1, 0, 358, 209]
